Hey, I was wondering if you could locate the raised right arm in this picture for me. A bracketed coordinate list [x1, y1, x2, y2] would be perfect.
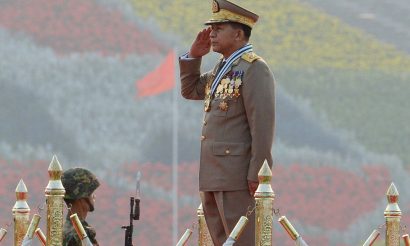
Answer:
[179, 58, 212, 100]
[179, 27, 212, 100]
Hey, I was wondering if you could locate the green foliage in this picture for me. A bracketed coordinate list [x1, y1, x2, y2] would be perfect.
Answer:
[278, 67, 410, 163]
[130, 0, 410, 72]
[130, 0, 410, 164]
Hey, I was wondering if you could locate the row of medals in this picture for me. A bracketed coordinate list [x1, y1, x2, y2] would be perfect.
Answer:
[204, 70, 243, 112]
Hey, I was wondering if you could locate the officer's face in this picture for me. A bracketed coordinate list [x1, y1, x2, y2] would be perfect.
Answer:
[210, 23, 241, 57]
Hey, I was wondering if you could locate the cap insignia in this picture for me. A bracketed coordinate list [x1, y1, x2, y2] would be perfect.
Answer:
[212, 0, 220, 13]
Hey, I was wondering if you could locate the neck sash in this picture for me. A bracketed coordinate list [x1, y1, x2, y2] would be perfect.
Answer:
[210, 44, 252, 95]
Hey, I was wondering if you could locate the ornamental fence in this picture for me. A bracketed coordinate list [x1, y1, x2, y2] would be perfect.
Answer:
[0, 156, 408, 246]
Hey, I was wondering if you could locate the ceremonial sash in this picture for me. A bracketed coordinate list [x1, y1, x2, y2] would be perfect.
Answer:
[210, 44, 252, 95]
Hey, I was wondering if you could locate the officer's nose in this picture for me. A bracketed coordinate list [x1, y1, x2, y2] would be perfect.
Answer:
[210, 29, 216, 38]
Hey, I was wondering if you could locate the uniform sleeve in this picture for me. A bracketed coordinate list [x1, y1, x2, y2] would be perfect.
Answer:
[242, 59, 275, 182]
[85, 226, 99, 245]
[64, 233, 82, 246]
[179, 57, 212, 100]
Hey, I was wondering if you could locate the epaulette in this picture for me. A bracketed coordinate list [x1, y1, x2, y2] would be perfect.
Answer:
[241, 52, 260, 63]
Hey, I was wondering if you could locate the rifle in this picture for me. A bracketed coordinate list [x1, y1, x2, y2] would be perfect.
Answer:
[121, 172, 141, 246]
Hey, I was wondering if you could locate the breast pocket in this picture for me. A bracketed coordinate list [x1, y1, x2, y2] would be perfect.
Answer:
[213, 142, 246, 156]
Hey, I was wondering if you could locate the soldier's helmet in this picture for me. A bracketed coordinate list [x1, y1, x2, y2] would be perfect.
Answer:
[61, 167, 100, 200]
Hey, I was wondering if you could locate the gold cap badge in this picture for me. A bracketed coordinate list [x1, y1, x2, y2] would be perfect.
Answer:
[205, 0, 259, 28]
[212, 0, 219, 13]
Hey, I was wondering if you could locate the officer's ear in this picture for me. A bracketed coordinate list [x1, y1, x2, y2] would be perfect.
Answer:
[233, 30, 240, 41]
[233, 25, 246, 42]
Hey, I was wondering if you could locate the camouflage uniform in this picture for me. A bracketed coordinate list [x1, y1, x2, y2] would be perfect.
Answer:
[63, 215, 98, 246]
[62, 168, 100, 246]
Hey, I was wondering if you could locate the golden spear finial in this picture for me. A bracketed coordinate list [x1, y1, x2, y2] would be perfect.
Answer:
[197, 203, 214, 246]
[45, 155, 65, 246]
[384, 182, 401, 246]
[254, 160, 275, 246]
[13, 179, 30, 246]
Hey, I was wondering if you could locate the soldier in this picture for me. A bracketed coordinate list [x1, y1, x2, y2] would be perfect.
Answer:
[179, 0, 275, 245]
[61, 168, 100, 246]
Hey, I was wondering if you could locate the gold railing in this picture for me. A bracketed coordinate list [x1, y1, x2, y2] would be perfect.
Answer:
[2, 155, 65, 245]
[254, 161, 275, 245]
[197, 203, 214, 245]
[12, 179, 30, 246]
[45, 155, 66, 246]
[178, 160, 307, 246]
[362, 182, 406, 246]
[179, 162, 410, 246]
[2, 155, 409, 245]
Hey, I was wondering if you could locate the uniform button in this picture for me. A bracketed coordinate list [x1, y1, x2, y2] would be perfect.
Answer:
[201, 135, 206, 141]
[203, 120, 207, 125]
[225, 149, 230, 154]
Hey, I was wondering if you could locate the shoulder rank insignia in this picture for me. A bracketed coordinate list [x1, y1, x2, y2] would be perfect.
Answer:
[241, 52, 260, 63]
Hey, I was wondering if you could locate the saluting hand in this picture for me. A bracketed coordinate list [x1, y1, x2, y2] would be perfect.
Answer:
[189, 27, 211, 58]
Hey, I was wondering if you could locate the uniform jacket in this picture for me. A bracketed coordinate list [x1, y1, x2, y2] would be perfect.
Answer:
[63, 216, 99, 246]
[179, 51, 275, 191]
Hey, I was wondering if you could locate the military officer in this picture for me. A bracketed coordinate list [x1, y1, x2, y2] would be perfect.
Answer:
[61, 168, 100, 246]
[179, 0, 275, 245]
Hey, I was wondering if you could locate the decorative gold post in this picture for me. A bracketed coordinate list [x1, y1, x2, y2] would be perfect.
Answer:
[254, 160, 274, 246]
[197, 203, 214, 246]
[45, 155, 65, 246]
[0, 228, 7, 242]
[384, 182, 401, 246]
[13, 179, 30, 246]
[176, 229, 192, 246]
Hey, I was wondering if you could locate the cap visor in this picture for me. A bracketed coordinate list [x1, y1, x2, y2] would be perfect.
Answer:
[204, 19, 231, 25]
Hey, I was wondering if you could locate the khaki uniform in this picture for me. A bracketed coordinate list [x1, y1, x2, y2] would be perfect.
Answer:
[180, 52, 275, 245]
